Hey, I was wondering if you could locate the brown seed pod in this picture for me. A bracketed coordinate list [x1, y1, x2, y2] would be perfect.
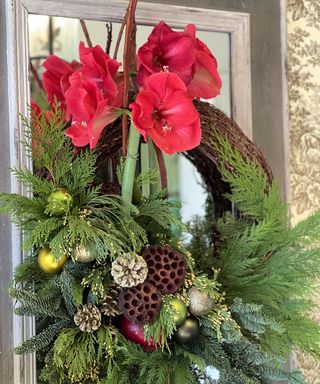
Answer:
[143, 245, 187, 294]
[118, 281, 161, 325]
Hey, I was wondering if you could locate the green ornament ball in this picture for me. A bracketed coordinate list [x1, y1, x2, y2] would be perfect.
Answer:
[173, 317, 200, 344]
[46, 188, 73, 216]
[169, 298, 187, 326]
[188, 287, 214, 316]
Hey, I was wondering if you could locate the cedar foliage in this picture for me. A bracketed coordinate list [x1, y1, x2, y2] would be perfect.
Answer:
[5, 108, 320, 383]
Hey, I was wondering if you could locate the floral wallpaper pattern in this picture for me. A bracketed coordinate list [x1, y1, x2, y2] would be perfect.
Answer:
[288, 0, 320, 223]
[288, 0, 320, 381]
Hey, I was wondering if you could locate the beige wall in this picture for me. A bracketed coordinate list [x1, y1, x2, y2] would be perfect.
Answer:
[288, 1, 320, 381]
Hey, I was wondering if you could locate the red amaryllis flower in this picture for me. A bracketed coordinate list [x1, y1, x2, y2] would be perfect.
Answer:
[130, 72, 201, 155]
[184, 24, 222, 99]
[65, 73, 118, 148]
[42, 56, 80, 109]
[137, 21, 222, 100]
[78, 42, 121, 104]
[137, 21, 195, 88]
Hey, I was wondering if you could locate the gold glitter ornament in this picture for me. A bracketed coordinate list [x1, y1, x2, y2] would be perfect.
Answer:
[188, 287, 214, 316]
[74, 245, 95, 263]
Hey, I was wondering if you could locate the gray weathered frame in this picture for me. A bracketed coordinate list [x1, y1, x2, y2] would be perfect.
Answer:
[0, 0, 289, 383]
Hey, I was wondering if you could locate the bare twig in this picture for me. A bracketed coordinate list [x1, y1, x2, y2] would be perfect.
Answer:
[80, 19, 93, 47]
[121, 0, 138, 158]
[29, 59, 44, 91]
[48, 17, 54, 55]
[105, 22, 112, 55]
[113, 11, 128, 60]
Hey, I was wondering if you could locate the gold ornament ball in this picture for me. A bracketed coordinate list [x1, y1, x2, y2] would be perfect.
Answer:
[188, 287, 214, 316]
[47, 188, 73, 216]
[38, 247, 67, 274]
[169, 298, 187, 326]
[173, 317, 200, 344]
[74, 245, 95, 263]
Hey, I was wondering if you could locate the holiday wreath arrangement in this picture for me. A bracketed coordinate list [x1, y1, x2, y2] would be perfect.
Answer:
[2, 1, 320, 383]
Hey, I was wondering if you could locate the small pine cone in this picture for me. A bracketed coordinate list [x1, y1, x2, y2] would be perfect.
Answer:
[111, 253, 148, 287]
[99, 286, 122, 317]
[74, 304, 101, 332]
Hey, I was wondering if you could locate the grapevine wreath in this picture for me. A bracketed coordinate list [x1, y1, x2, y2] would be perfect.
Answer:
[2, 1, 320, 383]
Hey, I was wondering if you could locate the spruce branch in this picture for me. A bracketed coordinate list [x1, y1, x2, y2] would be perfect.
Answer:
[15, 320, 69, 355]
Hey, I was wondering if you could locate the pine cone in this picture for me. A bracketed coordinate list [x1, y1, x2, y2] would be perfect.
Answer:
[111, 253, 148, 287]
[74, 304, 101, 332]
[99, 286, 122, 317]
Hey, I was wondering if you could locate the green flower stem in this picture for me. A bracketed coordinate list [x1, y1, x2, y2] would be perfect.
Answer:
[148, 141, 162, 195]
[140, 143, 151, 197]
[121, 123, 141, 203]
[140, 141, 162, 198]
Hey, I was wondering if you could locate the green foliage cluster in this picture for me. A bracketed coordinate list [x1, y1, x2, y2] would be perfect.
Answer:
[5, 107, 320, 384]
[0, 105, 181, 262]
[185, 132, 320, 381]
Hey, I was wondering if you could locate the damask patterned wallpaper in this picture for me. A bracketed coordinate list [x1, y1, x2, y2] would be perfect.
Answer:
[288, 1, 320, 382]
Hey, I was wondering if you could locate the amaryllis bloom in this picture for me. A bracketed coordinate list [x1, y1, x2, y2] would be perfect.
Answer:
[137, 21, 222, 100]
[65, 73, 118, 148]
[184, 24, 222, 99]
[42, 55, 80, 108]
[79, 42, 121, 104]
[137, 21, 195, 88]
[130, 72, 201, 155]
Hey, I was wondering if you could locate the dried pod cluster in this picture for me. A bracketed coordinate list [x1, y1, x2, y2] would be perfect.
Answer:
[119, 281, 161, 324]
[143, 245, 187, 293]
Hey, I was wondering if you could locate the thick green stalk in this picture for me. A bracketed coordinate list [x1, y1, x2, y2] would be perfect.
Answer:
[121, 123, 140, 203]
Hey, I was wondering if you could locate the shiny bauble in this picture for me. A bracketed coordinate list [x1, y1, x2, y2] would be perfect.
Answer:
[38, 247, 67, 274]
[118, 317, 157, 350]
[74, 245, 95, 263]
[46, 188, 73, 216]
[169, 298, 187, 326]
[173, 317, 200, 344]
[188, 287, 214, 316]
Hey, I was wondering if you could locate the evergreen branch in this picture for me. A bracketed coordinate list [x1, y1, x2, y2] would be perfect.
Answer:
[137, 196, 182, 231]
[59, 270, 77, 316]
[9, 282, 67, 319]
[11, 167, 53, 194]
[144, 295, 178, 348]
[53, 328, 98, 382]
[15, 320, 69, 355]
